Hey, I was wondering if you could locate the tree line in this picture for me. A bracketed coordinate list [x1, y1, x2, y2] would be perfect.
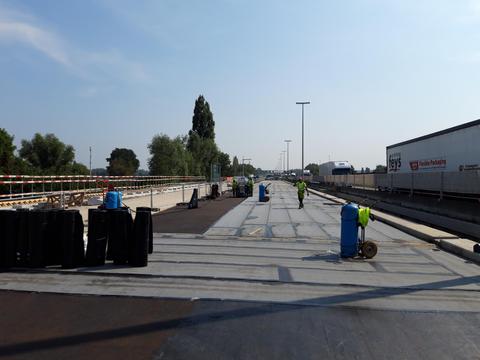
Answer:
[0, 130, 90, 175]
[0, 95, 258, 178]
[148, 95, 258, 178]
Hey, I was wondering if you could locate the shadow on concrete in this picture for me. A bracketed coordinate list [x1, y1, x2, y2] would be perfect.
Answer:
[74, 263, 135, 271]
[302, 253, 341, 263]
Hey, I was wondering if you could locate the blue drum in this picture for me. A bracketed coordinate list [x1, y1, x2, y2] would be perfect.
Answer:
[117, 191, 123, 208]
[105, 191, 119, 210]
[259, 184, 266, 202]
[340, 203, 359, 257]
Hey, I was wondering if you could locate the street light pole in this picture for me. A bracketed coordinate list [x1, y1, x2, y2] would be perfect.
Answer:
[284, 140, 291, 174]
[296, 101, 310, 178]
[281, 151, 286, 173]
[242, 157, 252, 177]
[89, 146, 92, 176]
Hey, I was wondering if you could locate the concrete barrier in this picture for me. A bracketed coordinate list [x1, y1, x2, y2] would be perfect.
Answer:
[318, 171, 480, 196]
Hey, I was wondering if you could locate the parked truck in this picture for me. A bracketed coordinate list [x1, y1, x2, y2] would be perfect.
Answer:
[386, 119, 480, 174]
[318, 161, 353, 176]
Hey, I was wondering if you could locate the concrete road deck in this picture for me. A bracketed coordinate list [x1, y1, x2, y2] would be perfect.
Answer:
[1, 181, 479, 359]
[2, 182, 479, 309]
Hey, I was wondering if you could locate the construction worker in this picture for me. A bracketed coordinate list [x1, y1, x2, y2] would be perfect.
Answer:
[247, 177, 254, 197]
[294, 178, 309, 209]
[232, 177, 238, 197]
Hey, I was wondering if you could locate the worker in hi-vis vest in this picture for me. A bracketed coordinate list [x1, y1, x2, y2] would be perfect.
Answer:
[247, 177, 254, 197]
[294, 178, 309, 209]
[232, 178, 238, 197]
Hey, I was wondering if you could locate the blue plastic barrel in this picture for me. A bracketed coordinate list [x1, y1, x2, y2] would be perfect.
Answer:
[117, 191, 123, 208]
[259, 184, 265, 201]
[340, 203, 359, 257]
[105, 191, 119, 209]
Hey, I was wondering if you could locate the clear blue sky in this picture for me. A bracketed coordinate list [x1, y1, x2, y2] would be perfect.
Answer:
[1, 0, 480, 171]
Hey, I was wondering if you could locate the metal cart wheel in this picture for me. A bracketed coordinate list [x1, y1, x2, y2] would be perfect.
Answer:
[361, 241, 378, 259]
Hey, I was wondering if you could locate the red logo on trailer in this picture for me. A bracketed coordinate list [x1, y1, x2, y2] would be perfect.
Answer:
[409, 158, 446, 171]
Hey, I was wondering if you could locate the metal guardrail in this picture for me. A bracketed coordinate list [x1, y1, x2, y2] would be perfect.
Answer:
[0, 175, 206, 203]
[316, 171, 480, 199]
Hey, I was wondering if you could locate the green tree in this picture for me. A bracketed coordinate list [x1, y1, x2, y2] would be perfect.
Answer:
[19, 133, 78, 174]
[375, 164, 387, 173]
[65, 162, 90, 175]
[243, 163, 256, 177]
[106, 148, 140, 176]
[305, 163, 320, 176]
[12, 158, 33, 174]
[0, 128, 17, 174]
[218, 152, 232, 176]
[148, 134, 192, 176]
[184, 95, 222, 179]
[232, 156, 239, 176]
[188, 95, 215, 142]
[187, 132, 218, 179]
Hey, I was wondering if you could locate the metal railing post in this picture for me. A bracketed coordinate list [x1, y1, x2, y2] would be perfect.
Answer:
[61, 182, 64, 209]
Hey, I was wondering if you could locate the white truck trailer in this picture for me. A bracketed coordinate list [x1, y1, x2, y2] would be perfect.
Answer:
[386, 119, 480, 174]
[319, 161, 353, 176]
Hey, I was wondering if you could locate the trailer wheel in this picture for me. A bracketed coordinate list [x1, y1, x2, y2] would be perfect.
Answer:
[362, 241, 378, 259]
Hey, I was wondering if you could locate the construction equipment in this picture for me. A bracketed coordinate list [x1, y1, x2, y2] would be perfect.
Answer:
[340, 203, 377, 259]
[233, 176, 248, 198]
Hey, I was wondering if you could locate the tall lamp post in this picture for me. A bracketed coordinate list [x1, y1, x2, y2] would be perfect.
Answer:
[281, 151, 286, 173]
[284, 140, 291, 174]
[242, 157, 252, 177]
[296, 101, 310, 178]
[89, 146, 92, 176]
